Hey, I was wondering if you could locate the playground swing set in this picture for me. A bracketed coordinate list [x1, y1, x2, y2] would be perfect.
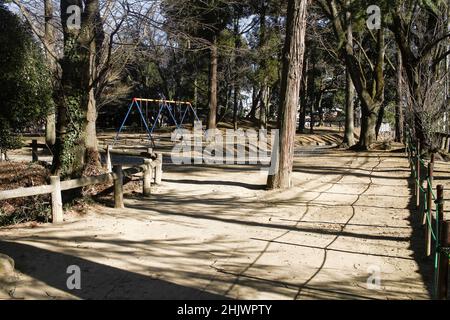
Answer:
[113, 97, 201, 148]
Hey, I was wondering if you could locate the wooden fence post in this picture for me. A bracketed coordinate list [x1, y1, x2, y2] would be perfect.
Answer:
[424, 154, 435, 256]
[32, 139, 38, 163]
[106, 145, 112, 172]
[436, 184, 449, 299]
[50, 176, 63, 223]
[113, 165, 124, 209]
[155, 153, 163, 185]
[143, 159, 152, 196]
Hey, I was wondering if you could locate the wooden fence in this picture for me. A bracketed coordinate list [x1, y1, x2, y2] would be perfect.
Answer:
[407, 133, 450, 299]
[0, 143, 163, 224]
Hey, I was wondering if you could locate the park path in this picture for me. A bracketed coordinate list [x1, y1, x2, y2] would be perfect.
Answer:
[0, 149, 431, 299]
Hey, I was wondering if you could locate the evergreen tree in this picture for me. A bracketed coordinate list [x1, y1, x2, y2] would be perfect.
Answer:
[0, 3, 53, 155]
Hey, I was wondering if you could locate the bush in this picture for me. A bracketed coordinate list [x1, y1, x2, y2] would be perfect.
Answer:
[0, 162, 51, 226]
[0, 4, 53, 153]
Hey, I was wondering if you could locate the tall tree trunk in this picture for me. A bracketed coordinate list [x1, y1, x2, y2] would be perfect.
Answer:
[359, 107, 378, 147]
[357, 27, 384, 149]
[267, 0, 309, 190]
[233, 12, 241, 130]
[391, 10, 434, 150]
[260, 87, 268, 128]
[53, 0, 101, 177]
[317, 90, 324, 127]
[375, 105, 385, 140]
[259, 2, 268, 129]
[207, 35, 218, 130]
[247, 86, 261, 121]
[308, 48, 317, 134]
[446, 1, 450, 137]
[342, 5, 355, 147]
[85, 12, 102, 165]
[309, 106, 314, 134]
[86, 88, 98, 152]
[233, 86, 239, 130]
[44, 0, 56, 146]
[316, 90, 324, 127]
[343, 67, 355, 146]
[350, 30, 384, 149]
[193, 76, 198, 125]
[326, 0, 385, 150]
[298, 57, 308, 133]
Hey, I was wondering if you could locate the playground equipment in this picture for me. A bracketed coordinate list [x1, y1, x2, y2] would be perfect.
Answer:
[114, 97, 201, 147]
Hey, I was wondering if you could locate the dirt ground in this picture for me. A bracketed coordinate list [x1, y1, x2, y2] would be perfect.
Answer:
[0, 145, 433, 300]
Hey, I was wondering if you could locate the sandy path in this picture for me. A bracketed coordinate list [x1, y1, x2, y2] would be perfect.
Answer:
[0, 149, 431, 299]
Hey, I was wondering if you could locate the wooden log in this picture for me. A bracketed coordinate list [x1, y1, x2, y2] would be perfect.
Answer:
[50, 176, 63, 223]
[0, 184, 54, 201]
[60, 173, 113, 191]
[143, 159, 152, 196]
[113, 165, 124, 209]
[155, 153, 163, 185]
[32, 139, 38, 163]
[106, 145, 112, 172]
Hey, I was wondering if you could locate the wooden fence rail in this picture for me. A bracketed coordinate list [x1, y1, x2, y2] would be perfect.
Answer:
[0, 152, 163, 223]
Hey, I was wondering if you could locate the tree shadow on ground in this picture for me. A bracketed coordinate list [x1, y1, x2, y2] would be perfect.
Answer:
[1, 149, 432, 300]
[163, 178, 266, 190]
[0, 240, 228, 300]
[406, 166, 435, 298]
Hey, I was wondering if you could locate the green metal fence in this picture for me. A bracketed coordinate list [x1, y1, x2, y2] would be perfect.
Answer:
[405, 128, 449, 299]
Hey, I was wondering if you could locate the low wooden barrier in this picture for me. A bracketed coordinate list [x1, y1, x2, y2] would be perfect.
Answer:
[0, 152, 163, 223]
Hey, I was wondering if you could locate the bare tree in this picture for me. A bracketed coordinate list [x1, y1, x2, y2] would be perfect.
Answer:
[12, 0, 143, 176]
[319, 0, 385, 150]
[391, 0, 450, 152]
